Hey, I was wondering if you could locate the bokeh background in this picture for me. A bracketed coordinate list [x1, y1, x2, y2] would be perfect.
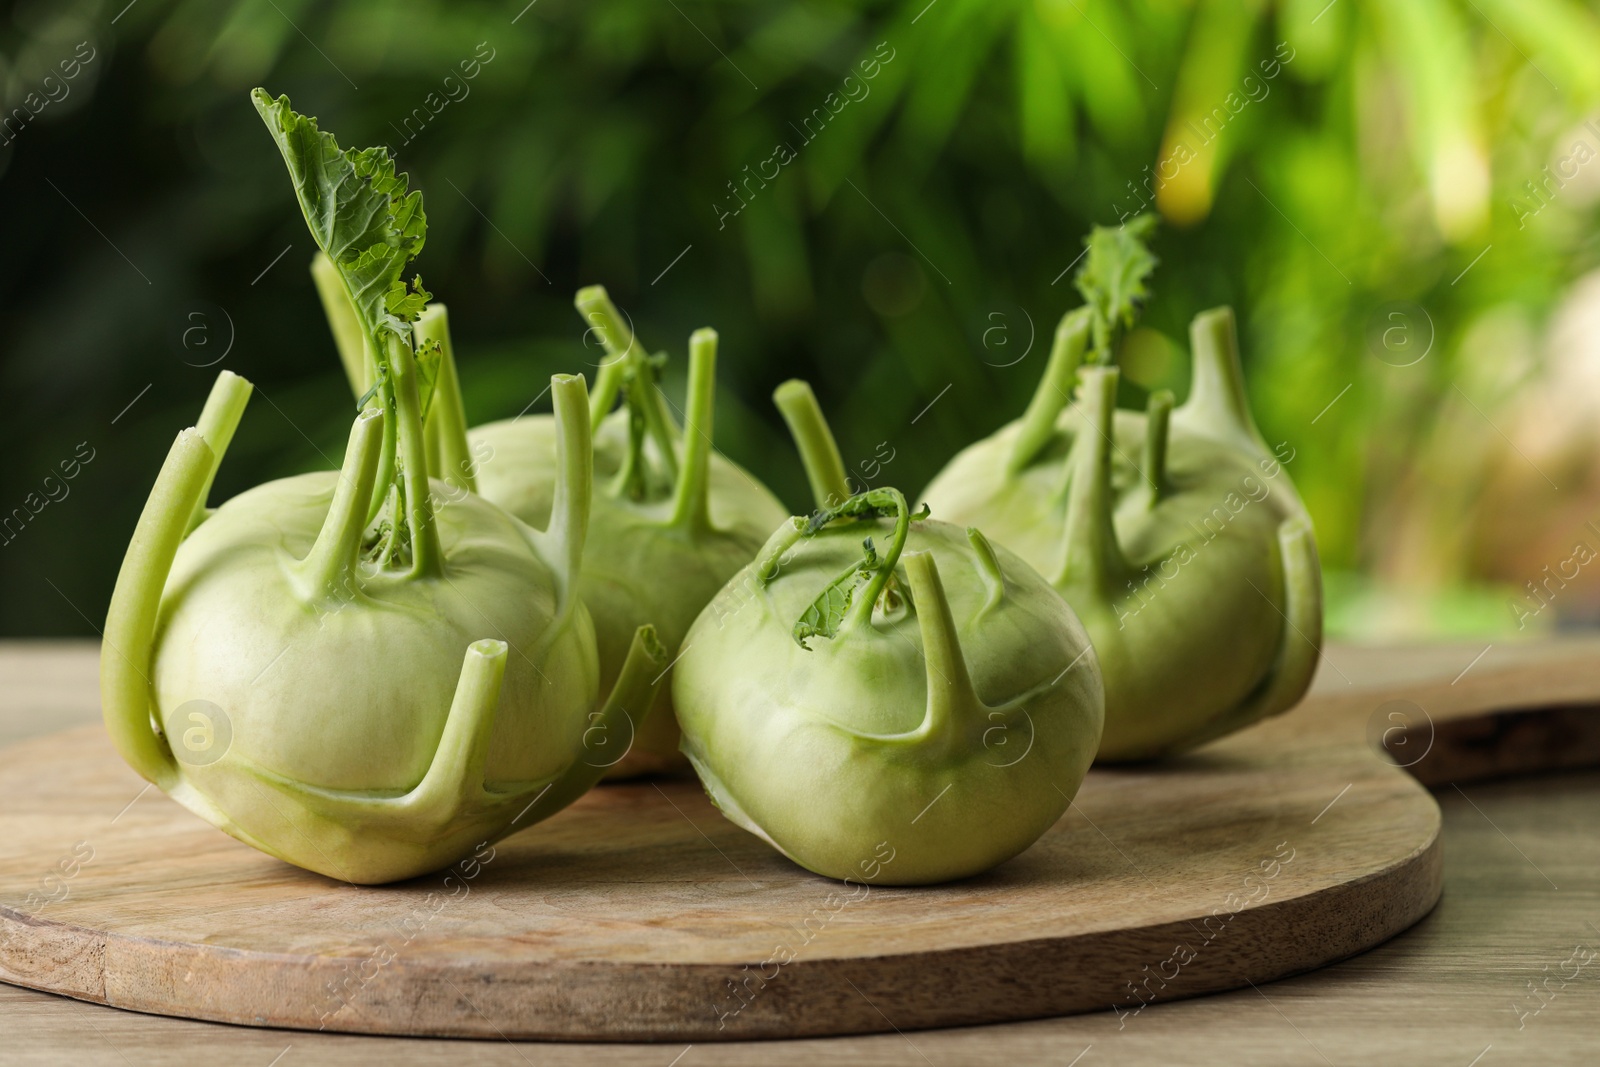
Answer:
[3, 0, 1599, 639]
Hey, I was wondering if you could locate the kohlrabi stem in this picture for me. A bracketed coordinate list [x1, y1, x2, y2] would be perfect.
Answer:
[295, 407, 384, 600]
[639, 378, 681, 485]
[103, 426, 220, 790]
[364, 365, 398, 525]
[415, 304, 477, 494]
[1142, 388, 1174, 504]
[544, 373, 594, 598]
[592, 624, 668, 755]
[513, 625, 668, 823]
[371, 485, 403, 567]
[773, 379, 851, 509]
[387, 333, 443, 579]
[1175, 520, 1323, 751]
[186, 370, 254, 533]
[312, 251, 372, 398]
[576, 285, 636, 424]
[902, 549, 982, 747]
[1057, 366, 1130, 597]
[1262, 519, 1323, 705]
[1010, 306, 1091, 473]
[756, 517, 808, 584]
[846, 488, 914, 630]
[575, 285, 681, 484]
[405, 638, 507, 824]
[1183, 307, 1266, 452]
[671, 328, 718, 531]
[967, 527, 1007, 614]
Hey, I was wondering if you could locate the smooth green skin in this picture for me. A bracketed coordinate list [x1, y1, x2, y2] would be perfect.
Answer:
[922, 307, 1322, 761]
[150, 98, 668, 883]
[675, 514, 1104, 885]
[472, 409, 788, 775]
[103, 373, 667, 884]
[319, 279, 792, 779]
[155, 473, 596, 791]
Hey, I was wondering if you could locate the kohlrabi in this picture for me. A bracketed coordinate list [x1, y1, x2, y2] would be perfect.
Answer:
[921, 216, 1322, 762]
[466, 289, 791, 777]
[674, 487, 1104, 885]
[97, 92, 664, 884]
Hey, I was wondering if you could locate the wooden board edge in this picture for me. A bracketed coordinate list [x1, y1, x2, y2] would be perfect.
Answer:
[1401, 703, 1600, 787]
[0, 818, 1443, 1042]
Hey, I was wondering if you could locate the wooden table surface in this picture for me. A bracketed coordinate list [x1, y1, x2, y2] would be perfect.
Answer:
[1, 638, 1596, 1066]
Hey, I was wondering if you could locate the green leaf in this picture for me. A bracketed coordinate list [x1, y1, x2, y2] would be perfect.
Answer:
[794, 539, 878, 650]
[781, 487, 930, 648]
[385, 273, 432, 325]
[1074, 213, 1158, 363]
[251, 89, 427, 345]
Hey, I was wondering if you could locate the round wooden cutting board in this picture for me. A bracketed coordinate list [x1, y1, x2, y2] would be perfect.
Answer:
[5, 649, 1588, 1042]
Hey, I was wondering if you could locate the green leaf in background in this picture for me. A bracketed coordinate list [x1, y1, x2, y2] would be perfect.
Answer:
[9, 0, 1600, 641]
[1076, 214, 1159, 364]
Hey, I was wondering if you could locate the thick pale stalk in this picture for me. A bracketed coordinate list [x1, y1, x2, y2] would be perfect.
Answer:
[902, 550, 982, 751]
[576, 285, 637, 423]
[312, 251, 371, 397]
[755, 517, 809, 584]
[543, 374, 594, 597]
[405, 639, 508, 824]
[1057, 367, 1130, 598]
[186, 371, 254, 533]
[366, 384, 398, 525]
[967, 527, 1007, 614]
[415, 304, 477, 494]
[1009, 307, 1091, 473]
[1173, 520, 1323, 750]
[510, 625, 667, 826]
[574, 286, 680, 476]
[1143, 389, 1174, 503]
[387, 334, 442, 578]
[102, 428, 218, 789]
[671, 328, 718, 530]
[295, 408, 384, 600]
[774, 379, 851, 509]
[1183, 307, 1267, 454]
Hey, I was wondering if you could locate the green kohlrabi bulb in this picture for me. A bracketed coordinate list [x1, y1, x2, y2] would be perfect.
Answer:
[104, 367, 663, 884]
[464, 288, 791, 778]
[674, 487, 1104, 885]
[921, 301, 1322, 761]
[94, 90, 665, 884]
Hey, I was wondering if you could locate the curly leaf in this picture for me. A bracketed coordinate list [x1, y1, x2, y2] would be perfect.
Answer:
[794, 539, 878, 650]
[385, 274, 432, 325]
[785, 487, 929, 648]
[1075, 213, 1158, 363]
[803, 487, 928, 536]
[252, 89, 427, 343]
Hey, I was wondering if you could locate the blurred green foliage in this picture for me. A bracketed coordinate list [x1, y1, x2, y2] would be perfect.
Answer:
[2, 0, 1599, 637]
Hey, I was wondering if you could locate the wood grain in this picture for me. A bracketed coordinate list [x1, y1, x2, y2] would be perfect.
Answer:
[0, 644, 1461, 1042]
[1, 640, 1598, 1063]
